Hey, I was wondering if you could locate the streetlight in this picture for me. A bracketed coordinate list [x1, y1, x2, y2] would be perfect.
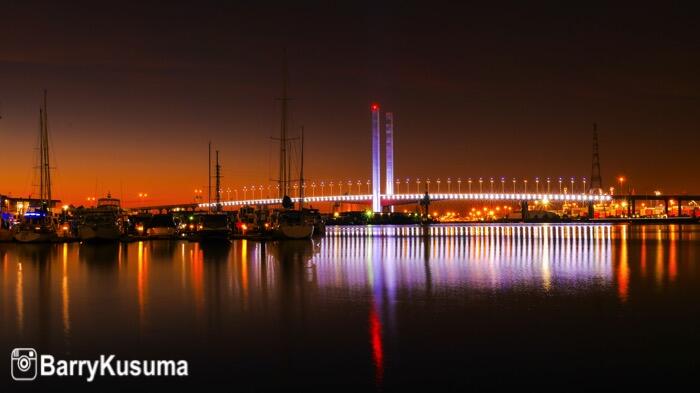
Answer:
[426, 178, 431, 192]
[558, 177, 563, 193]
[405, 178, 410, 194]
[347, 180, 352, 194]
[582, 178, 587, 194]
[478, 177, 483, 193]
[395, 178, 400, 194]
[547, 177, 551, 193]
[457, 178, 462, 193]
[294, 183, 299, 197]
[501, 177, 505, 193]
[416, 178, 421, 193]
[356, 180, 361, 194]
[320, 181, 325, 196]
[524, 179, 528, 193]
[311, 182, 316, 196]
[618, 176, 625, 195]
[226, 188, 231, 200]
[243, 186, 247, 199]
[535, 177, 540, 194]
[234, 189, 239, 199]
[367, 179, 371, 194]
[468, 178, 472, 193]
[570, 177, 575, 194]
[259, 185, 264, 199]
[512, 178, 516, 193]
[447, 178, 451, 193]
[436, 178, 441, 193]
[330, 181, 334, 194]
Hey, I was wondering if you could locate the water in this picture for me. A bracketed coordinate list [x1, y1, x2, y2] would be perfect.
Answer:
[1, 224, 699, 391]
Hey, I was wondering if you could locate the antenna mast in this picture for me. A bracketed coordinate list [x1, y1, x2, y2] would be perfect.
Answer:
[215, 150, 222, 212]
[44, 90, 51, 206]
[589, 123, 603, 194]
[39, 107, 44, 205]
[299, 126, 304, 209]
[208, 141, 212, 212]
[278, 48, 289, 199]
[37, 90, 52, 208]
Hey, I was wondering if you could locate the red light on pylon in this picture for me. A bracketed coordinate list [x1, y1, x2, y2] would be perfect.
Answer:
[371, 103, 380, 111]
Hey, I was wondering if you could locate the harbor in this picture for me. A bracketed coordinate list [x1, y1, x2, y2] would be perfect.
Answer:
[1, 2, 699, 391]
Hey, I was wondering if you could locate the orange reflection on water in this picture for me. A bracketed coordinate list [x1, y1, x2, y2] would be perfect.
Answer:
[137, 241, 149, 323]
[192, 242, 204, 315]
[640, 227, 647, 277]
[62, 243, 71, 338]
[656, 232, 664, 288]
[617, 226, 629, 302]
[669, 230, 677, 282]
[16, 261, 24, 334]
[241, 240, 249, 299]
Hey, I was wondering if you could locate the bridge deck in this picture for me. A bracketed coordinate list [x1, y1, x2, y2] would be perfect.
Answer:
[198, 192, 612, 208]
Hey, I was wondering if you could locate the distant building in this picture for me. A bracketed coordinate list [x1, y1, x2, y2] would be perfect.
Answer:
[0, 194, 62, 215]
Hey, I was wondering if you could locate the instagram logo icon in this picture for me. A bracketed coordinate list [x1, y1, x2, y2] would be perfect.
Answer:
[11, 348, 38, 381]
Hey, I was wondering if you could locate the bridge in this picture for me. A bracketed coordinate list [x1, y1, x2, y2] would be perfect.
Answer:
[198, 192, 610, 209]
[129, 105, 697, 217]
[131, 193, 700, 220]
[624, 194, 700, 216]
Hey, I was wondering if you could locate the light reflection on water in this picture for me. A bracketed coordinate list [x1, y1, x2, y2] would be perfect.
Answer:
[319, 224, 614, 292]
[1, 223, 698, 390]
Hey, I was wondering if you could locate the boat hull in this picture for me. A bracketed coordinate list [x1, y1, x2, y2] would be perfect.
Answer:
[275, 224, 314, 240]
[197, 229, 231, 242]
[14, 230, 58, 243]
[78, 225, 121, 242]
[147, 227, 177, 239]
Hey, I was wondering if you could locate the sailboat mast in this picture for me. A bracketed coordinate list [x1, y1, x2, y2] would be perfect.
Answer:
[279, 49, 289, 199]
[215, 150, 221, 212]
[299, 126, 304, 209]
[43, 90, 51, 206]
[38, 107, 44, 204]
[208, 141, 212, 212]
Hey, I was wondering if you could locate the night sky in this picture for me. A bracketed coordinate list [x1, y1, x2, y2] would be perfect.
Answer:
[1, 1, 698, 205]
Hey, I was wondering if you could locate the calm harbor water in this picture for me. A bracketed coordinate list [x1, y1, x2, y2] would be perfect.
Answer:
[2, 223, 699, 391]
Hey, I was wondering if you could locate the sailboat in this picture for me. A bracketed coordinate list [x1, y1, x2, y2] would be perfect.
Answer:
[14, 91, 59, 243]
[269, 125, 314, 239]
[264, 51, 314, 240]
[196, 148, 232, 241]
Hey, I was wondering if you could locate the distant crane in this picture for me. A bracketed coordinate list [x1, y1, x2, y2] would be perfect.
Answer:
[589, 123, 603, 195]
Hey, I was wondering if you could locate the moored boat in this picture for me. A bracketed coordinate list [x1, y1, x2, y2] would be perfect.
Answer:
[146, 214, 178, 239]
[269, 202, 314, 240]
[77, 194, 123, 242]
[196, 213, 232, 241]
[14, 92, 59, 243]
[14, 209, 58, 243]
